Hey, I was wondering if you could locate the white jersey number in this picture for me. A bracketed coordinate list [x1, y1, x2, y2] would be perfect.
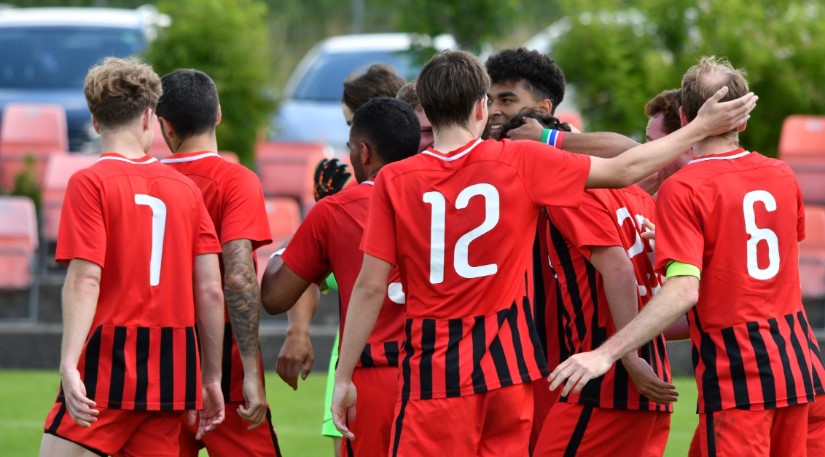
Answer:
[423, 184, 500, 284]
[743, 190, 780, 280]
[135, 194, 167, 286]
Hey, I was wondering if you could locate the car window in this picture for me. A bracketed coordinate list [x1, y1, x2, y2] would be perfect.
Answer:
[0, 26, 144, 89]
[291, 50, 417, 102]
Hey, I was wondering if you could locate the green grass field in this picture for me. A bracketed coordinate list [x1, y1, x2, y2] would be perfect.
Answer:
[0, 371, 697, 456]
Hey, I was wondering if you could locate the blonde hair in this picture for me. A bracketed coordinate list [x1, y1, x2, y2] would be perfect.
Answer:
[84, 57, 162, 128]
[681, 56, 749, 139]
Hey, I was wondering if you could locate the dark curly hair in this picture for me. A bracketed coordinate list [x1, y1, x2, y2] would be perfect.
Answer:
[499, 108, 571, 139]
[485, 48, 565, 113]
[643, 89, 682, 135]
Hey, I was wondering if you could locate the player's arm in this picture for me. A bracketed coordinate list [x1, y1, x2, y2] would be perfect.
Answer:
[586, 87, 755, 188]
[222, 238, 267, 428]
[192, 253, 226, 439]
[549, 270, 699, 397]
[276, 284, 320, 390]
[331, 254, 392, 440]
[506, 117, 639, 158]
[260, 250, 313, 315]
[60, 258, 102, 428]
[589, 246, 677, 404]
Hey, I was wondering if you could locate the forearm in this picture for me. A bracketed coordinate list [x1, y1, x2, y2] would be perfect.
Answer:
[335, 282, 385, 382]
[195, 254, 226, 383]
[260, 253, 311, 315]
[223, 239, 262, 375]
[60, 260, 101, 374]
[286, 284, 320, 338]
[563, 132, 639, 159]
[590, 247, 640, 361]
[599, 276, 698, 363]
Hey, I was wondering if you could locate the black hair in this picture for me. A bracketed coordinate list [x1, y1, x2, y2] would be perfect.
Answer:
[350, 97, 419, 164]
[485, 48, 565, 112]
[499, 108, 571, 139]
[156, 69, 219, 139]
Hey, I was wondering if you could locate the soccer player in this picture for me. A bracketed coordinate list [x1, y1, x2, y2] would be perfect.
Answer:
[342, 63, 406, 125]
[154, 69, 282, 457]
[39, 57, 225, 457]
[397, 81, 434, 152]
[331, 50, 755, 455]
[261, 97, 420, 457]
[549, 56, 818, 456]
[637, 88, 694, 196]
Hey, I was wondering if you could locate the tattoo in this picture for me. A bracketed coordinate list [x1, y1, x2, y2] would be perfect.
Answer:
[222, 239, 261, 360]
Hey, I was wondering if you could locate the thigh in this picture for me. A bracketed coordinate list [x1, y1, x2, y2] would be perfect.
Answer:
[693, 409, 772, 457]
[478, 383, 533, 457]
[44, 403, 140, 456]
[200, 403, 282, 457]
[343, 367, 399, 457]
[389, 394, 481, 457]
[770, 403, 809, 457]
[808, 397, 825, 457]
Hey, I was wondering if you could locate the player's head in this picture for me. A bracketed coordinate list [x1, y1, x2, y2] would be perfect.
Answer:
[342, 63, 406, 126]
[485, 48, 565, 139]
[638, 88, 693, 195]
[417, 50, 490, 134]
[156, 69, 220, 148]
[681, 56, 749, 141]
[397, 81, 433, 152]
[84, 57, 161, 148]
[348, 97, 419, 183]
[498, 108, 571, 139]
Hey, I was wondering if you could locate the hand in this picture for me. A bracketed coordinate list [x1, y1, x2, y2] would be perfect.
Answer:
[621, 355, 678, 404]
[237, 377, 267, 430]
[61, 368, 98, 428]
[190, 381, 225, 440]
[641, 218, 655, 241]
[505, 117, 545, 141]
[275, 330, 314, 390]
[695, 86, 757, 137]
[548, 349, 613, 397]
[331, 379, 357, 440]
[313, 158, 351, 201]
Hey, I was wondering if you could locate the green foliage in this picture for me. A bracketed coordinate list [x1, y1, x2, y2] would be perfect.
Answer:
[10, 155, 41, 213]
[145, 0, 275, 166]
[552, 0, 825, 155]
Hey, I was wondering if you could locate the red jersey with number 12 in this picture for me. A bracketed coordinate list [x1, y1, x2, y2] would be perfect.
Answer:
[363, 138, 590, 400]
[655, 148, 818, 412]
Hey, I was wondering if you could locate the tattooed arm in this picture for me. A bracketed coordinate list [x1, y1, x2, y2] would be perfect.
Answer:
[222, 238, 267, 429]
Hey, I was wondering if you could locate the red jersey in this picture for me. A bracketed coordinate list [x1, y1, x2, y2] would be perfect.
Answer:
[546, 185, 671, 412]
[656, 148, 818, 412]
[161, 151, 272, 403]
[363, 138, 590, 400]
[282, 181, 405, 368]
[55, 152, 221, 410]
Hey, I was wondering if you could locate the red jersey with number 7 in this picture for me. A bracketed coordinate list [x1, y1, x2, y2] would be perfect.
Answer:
[55, 152, 222, 411]
[362, 138, 590, 401]
[655, 148, 819, 413]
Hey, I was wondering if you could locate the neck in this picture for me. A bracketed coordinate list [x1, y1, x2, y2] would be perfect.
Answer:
[172, 132, 218, 155]
[432, 124, 479, 152]
[99, 130, 147, 159]
[692, 136, 740, 158]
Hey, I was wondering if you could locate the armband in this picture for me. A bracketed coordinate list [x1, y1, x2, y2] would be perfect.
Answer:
[665, 260, 701, 279]
[541, 128, 565, 149]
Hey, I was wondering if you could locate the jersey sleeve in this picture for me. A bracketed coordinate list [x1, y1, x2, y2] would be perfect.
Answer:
[361, 171, 397, 265]
[55, 171, 106, 266]
[195, 199, 222, 255]
[654, 178, 703, 274]
[546, 192, 620, 260]
[797, 184, 805, 243]
[515, 142, 590, 209]
[219, 167, 272, 250]
[281, 199, 334, 283]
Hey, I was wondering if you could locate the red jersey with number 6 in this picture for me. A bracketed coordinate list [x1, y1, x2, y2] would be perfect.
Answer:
[362, 138, 590, 401]
[56, 152, 221, 411]
[655, 148, 819, 413]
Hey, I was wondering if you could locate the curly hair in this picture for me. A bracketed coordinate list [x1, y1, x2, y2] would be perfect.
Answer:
[499, 107, 571, 139]
[485, 48, 565, 112]
[396, 81, 420, 110]
[84, 57, 162, 128]
[342, 64, 406, 114]
[643, 89, 682, 135]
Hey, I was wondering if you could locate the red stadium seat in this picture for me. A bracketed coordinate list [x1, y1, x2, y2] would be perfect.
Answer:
[800, 204, 825, 299]
[0, 103, 69, 190]
[256, 197, 302, 283]
[557, 111, 584, 132]
[0, 196, 38, 290]
[41, 154, 99, 244]
[147, 117, 171, 159]
[778, 116, 825, 205]
[255, 140, 330, 214]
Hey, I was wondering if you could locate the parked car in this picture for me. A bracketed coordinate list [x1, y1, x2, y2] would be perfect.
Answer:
[0, 6, 170, 152]
[269, 33, 455, 153]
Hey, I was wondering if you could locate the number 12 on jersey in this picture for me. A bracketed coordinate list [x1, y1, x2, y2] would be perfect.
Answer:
[423, 184, 500, 284]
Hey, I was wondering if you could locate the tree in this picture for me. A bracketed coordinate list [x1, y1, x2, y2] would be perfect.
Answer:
[551, 0, 825, 155]
[145, 0, 275, 166]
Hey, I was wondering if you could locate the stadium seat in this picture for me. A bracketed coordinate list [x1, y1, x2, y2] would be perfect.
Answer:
[800, 204, 825, 300]
[257, 196, 302, 283]
[41, 154, 99, 244]
[778, 116, 825, 204]
[557, 111, 584, 132]
[0, 196, 39, 320]
[0, 103, 69, 190]
[147, 117, 171, 159]
[255, 140, 330, 214]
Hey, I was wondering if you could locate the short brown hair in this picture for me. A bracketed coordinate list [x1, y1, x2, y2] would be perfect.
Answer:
[342, 64, 406, 113]
[644, 89, 682, 135]
[417, 50, 490, 130]
[681, 56, 748, 138]
[84, 57, 162, 128]
[396, 81, 420, 110]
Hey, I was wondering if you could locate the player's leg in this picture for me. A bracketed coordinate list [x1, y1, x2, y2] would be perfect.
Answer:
[690, 409, 772, 457]
[198, 402, 282, 457]
[342, 366, 398, 457]
[41, 403, 134, 456]
[808, 397, 825, 456]
[323, 332, 343, 457]
[39, 434, 102, 457]
[478, 382, 533, 457]
[769, 403, 809, 457]
[388, 393, 482, 457]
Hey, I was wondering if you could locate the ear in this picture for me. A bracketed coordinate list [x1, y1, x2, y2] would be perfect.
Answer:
[215, 105, 222, 126]
[474, 97, 487, 121]
[91, 115, 101, 134]
[143, 109, 154, 132]
[679, 106, 688, 127]
[359, 141, 372, 168]
[738, 121, 747, 132]
[538, 99, 553, 114]
[157, 115, 174, 139]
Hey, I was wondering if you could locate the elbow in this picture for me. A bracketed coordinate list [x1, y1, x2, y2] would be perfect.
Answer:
[675, 277, 700, 311]
[197, 281, 225, 313]
[260, 286, 291, 316]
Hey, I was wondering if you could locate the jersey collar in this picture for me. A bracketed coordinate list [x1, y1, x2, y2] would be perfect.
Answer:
[98, 152, 158, 164]
[159, 151, 220, 164]
[687, 147, 749, 165]
[421, 138, 483, 162]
